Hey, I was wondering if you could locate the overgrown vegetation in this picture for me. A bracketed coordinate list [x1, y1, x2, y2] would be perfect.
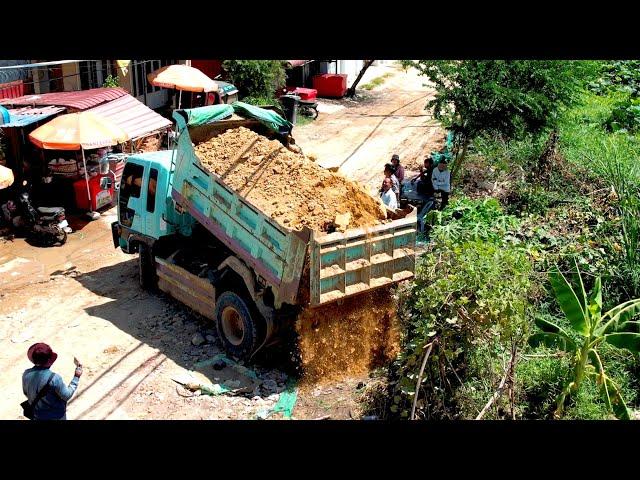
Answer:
[222, 60, 286, 106]
[367, 60, 640, 421]
[400, 60, 596, 179]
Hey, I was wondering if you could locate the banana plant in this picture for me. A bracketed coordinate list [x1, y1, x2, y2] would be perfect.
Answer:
[528, 258, 640, 419]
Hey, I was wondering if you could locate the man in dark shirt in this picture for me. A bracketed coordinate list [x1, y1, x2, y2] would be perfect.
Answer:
[22, 343, 82, 420]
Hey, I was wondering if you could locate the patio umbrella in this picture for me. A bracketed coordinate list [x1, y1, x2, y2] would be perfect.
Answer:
[147, 64, 218, 109]
[29, 111, 129, 215]
[0, 165, 14, 190]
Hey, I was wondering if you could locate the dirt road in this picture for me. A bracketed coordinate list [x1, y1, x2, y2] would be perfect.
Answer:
[295, 64, 445, 192]
[0, 66, 438, 420]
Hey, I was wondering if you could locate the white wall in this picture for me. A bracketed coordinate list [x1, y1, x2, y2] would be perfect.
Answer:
[321, 60, 365, 84]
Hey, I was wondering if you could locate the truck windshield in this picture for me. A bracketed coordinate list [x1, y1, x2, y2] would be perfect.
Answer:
[119, 163, 144, 227]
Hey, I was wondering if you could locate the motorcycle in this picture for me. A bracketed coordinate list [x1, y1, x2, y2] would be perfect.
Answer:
[2, 182, 69, 246]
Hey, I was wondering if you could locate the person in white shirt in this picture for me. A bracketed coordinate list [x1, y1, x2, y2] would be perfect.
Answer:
[431, 160, 451, 210]
[380, 177, 398, 210]
[382, 163, 400, 201]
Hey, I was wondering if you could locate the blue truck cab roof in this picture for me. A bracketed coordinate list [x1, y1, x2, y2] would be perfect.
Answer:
[126, 149, 174, 170]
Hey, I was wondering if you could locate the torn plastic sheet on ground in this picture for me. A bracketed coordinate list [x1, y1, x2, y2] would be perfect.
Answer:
[256, 378, 298, 420]
[172, 353, 260, 396]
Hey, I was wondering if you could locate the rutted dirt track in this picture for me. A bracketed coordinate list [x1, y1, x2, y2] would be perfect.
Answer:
[294, 64, 445, 192]
[0, 65, 442, 420]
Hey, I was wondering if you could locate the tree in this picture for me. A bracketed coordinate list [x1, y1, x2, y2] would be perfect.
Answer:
[222, 60, 286, 104]
[404, 61, 594, 179]
[346, 60, 375, 97]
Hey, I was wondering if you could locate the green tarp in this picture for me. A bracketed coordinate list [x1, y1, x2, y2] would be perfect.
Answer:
[184, 104, 234, 127]
[180, 102, 292, 135]
[231, 101, 292, 134]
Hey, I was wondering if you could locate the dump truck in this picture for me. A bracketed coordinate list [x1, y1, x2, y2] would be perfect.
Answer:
[112, 104, 417, 359]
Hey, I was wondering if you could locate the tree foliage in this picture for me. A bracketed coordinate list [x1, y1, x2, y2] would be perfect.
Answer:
[222, 60, 286, 102]
[403, 61, 596, 177]
[405, 60, 592, 140]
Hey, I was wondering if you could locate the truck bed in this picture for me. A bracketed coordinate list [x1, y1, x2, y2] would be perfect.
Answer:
[170, 111, 416, 309]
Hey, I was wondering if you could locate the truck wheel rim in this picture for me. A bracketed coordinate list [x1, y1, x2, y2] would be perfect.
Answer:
[221, 307, 245, 346]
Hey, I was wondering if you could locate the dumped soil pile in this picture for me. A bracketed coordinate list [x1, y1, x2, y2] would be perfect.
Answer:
[194, 127, 387, 232]
[295, 287, 400, 384]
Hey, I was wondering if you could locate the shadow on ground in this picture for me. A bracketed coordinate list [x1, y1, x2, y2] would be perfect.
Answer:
[61, 258, 298, 403]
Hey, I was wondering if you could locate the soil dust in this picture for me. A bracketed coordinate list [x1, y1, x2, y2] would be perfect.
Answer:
[294, 287, 400, 385]
[194, 127, 387, 232]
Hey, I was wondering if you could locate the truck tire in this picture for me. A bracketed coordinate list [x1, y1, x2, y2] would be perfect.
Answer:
[138, 243, 157, 290]
[214, 291, 260, 359]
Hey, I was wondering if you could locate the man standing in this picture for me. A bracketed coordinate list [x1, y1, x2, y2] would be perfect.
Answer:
[380, 177, 399, 210]
[411, 156, 435, 198]
[22, 343, 82, 420]
[432, 159, 451, 210]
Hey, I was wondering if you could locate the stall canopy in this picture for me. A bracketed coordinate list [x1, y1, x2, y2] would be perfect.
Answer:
[0, 105, 65, 128]
[87, 94, 171, 141]
[28, 111, 130, 213]
[29, 111, 128, 150]
[0, 87, 128, 111]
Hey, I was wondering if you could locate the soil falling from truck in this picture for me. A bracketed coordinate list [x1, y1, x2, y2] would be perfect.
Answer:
[295, 287, 400, 384]
[194, 127, 387, 232]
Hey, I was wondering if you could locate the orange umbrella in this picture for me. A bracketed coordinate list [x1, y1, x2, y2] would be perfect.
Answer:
[29, 111, 128, 150]
[147, 64, 219, 93]
[29, 112, 129, 214]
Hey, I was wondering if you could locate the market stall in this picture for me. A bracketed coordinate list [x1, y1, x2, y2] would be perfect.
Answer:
[28, 111, 129, 218]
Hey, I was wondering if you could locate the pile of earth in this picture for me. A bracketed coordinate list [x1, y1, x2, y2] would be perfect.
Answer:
[194, 127, 387, 232]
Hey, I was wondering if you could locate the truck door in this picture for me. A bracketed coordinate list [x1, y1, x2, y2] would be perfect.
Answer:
[144, 167, 159, 236]
[119, 161, 145, 232]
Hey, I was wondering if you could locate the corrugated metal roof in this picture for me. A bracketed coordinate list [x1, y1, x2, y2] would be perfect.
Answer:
[0, 105, 65, 128]
[0, 87, 128, 111]
[88, 94, 171, 140]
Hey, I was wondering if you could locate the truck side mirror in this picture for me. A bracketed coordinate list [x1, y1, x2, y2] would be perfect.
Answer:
[100, 177, 113, 190]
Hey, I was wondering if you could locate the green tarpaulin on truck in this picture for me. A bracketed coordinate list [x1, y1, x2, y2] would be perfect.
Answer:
[231, 101, 293, 135]
[179, 102, 292, 135]
[183, 104, 234, 127]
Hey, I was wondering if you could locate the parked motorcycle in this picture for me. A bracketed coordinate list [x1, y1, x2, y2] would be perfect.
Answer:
[2, 182, 69, 246]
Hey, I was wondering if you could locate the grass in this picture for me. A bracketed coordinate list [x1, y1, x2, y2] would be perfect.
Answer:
[361, 73, 394, 91]
[294, 114, 315, 127]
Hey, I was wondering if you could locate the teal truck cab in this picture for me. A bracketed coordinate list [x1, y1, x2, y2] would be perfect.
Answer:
[112, 104, 417, 359]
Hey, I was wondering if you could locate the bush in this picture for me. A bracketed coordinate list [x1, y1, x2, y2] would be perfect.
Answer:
[387, 198, 532, 419]
[222, 60, 286, 101]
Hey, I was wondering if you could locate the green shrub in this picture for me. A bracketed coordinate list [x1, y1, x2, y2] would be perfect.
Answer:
[389, 221, 532, 419]
[222, 60, 286, 101]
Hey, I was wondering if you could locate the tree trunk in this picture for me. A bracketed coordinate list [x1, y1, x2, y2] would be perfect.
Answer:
[535, 130, 558, 186]
[450, 137, 469, 183]
[346, 60, 375, 97]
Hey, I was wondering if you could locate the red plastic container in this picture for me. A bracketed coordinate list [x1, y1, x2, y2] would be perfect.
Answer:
[74, 175, 114, 211]
[312, 74, 348, 98]
[288, 87, 317, 101]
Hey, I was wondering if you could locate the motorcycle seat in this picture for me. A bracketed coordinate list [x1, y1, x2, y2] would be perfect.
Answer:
[37, 206, 64, 215]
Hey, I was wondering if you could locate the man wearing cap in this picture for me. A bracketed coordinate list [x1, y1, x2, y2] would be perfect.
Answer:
[22, 343, 82, 420]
